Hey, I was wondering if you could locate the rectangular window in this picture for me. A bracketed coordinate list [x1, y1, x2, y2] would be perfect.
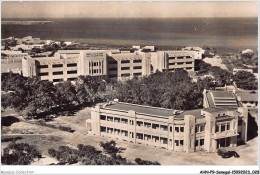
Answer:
[53, 79, 63, 82]
[152, 124, 159, 129]
[52, 64, 63, 68]
[121, 118, 128, 124]
[177, 62, 183, 65]
[180, 140, 184, 146]
[168, 57, 175, 60]
[121, 67, 130, 70]
[121, 73, 130, 77]
[133, 66, 142, 69]
[170, 126, 172, 132]
[53, 71, 63, 75]
[195, 140, 199, 147]
[175, 127, 179, 132]
[37, 65, 48, 69]
[133, 60, 142, 63]
[221, 124, 225, 132]
[108, 68, 117, 71]
[186, 62, 193, 64]
[200, 125, 205, 132]
[177, 56, 184, 59]
[175, 140, 179, 146]
[67, 70, 77, 74]
[121, 60, 130, 64]
[180, 127, 184, 132]
[186, 67, 192, 70]
[67, 63, 77, 67]
[38, 72, 48, 76]
[133, 73, 142, 76]
[216, 125, 219, 132]
[200, 139, 204, 146]
[227, 123, 230, 131]
[195, 126, 199, 133]
[100, 115, 106, 120]
[169, 63, 175, 65]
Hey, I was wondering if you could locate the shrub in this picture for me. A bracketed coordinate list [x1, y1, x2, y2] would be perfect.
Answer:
[2, 143, 41, 165]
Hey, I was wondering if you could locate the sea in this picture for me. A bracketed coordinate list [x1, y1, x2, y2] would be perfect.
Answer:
[1, 18, 258, 52]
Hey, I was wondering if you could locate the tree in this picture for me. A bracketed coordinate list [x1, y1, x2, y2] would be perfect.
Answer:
[99, 140, 123, 158]
[210, 66, 234, 86]
[2, 143, 41, 165]
[233, 71, 257, 90]
[114, 70, 202, 110]
[55, 81, 78, 108]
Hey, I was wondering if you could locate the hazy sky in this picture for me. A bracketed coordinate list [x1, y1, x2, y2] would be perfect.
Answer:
[2, 1, 258, 18]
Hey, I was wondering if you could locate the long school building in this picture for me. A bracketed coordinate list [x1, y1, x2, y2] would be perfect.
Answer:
[87, 100, 248, 153]
[22, 49, 197, 82]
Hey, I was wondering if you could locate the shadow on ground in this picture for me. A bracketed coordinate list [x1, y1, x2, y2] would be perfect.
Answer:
[1, 136, 23, 142]
[2, 116, 20, 126]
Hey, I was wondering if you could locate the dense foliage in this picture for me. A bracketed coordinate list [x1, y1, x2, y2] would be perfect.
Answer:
[2, 143, 41, 165]
[99, 140, 124, 158]
[233, 71, 258, 90]
[1, 72, 106, 119]
[115, 69, 203, 110]
[48, 142, 160, 165]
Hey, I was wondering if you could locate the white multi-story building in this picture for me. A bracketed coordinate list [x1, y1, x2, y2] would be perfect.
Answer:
[88, 100, 248, 153]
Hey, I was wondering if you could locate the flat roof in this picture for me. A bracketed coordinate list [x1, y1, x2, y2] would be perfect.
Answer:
[175, 109, 203, 119]
[211, 90, 236, 99]
[236, 91, 258, 102]
[104, 102, 174, 118]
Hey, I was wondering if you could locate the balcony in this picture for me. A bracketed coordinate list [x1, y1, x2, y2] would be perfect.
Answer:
[213, 130, 238, 139]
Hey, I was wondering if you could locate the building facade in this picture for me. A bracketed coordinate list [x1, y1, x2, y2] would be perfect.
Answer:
[22, 49, 195, 82]
[151, 51, 195, 73]
[87, 100, 248, 153]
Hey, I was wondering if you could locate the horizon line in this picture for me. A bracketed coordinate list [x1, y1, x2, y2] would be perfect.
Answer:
[2, 16, 258, 19]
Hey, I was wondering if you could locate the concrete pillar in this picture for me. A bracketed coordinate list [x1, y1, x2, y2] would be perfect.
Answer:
[205, 114, 215, 152]
[184, 115, 195, 153]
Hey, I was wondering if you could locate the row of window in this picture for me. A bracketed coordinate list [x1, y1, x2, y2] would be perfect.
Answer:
[37, 63, 77, 69]
[215, 122, 231, 133]
[121, 66, 142, 70]
[169, 62, 193, 65]
[101, 115, 184, 132]
[101, 126, 184, 146]
[168, 56, 192, 60]
[195, 125, 205, 133]
[38, 70, 77, 76]
[120, 73, 142, 77]
[52, 78, 76, 82]
[195, 139, 204, 147]
[89, 69, 101, 74]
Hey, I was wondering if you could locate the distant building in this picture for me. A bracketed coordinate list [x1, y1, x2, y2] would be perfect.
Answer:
[203, 90, 238, 108]
[108, 52, 151, 81]
[151, 51, 195, 73]
[22, 49, 196, 82]
[2, 50, 29, 63]
[88, 100, 248, 153]
[233, 68, 253, 74]
[11, 44, 32, 52]
[234, 90, 258, 109]
[182, 47, 205, 59]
